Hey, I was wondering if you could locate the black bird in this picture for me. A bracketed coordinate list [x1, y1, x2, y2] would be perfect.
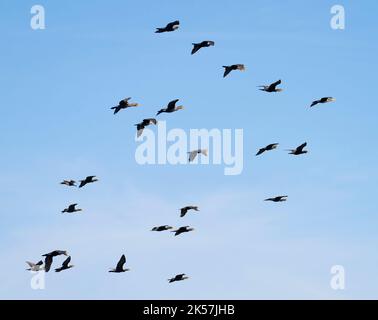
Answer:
[168, 274, 189, 283]
[191, 40, 215, 55]
[111, 97, 139, 114]
[310, 97, 336, 108]
[155, 20, 180, 33]
[264, 196, 288, 202]
[109, 254, 130, 273]
[171, 226, 194, 236]
[26, 260, 43, 271]
[180, 206, 199, 217]
[258, 80, 283, 92]
[61, 203, 82, 214]
[256, 143, 279, 156]
[135, 118, 157, 138]
[79, 176, 98, 188]
[222, 64, 245, 78]
[42, 250, 68, 272]
[60, 180, 76, 187]
[287, 142, 308, 155]
[156, 99, 184, 116]
[55, 256, 74, 272]
[151, 225, 173, 232]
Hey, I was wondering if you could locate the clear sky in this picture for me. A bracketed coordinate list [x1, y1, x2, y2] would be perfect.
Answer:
[1, 0, 377, 299]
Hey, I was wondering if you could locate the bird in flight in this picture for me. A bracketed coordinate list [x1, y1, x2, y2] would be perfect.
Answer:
[258, 80, 283, 92]
[111, 97, 139, 114]
[109, 254, 130, 273]
[168, 273, 189, 283]
[55, 256, 74, 273]
[180, 206, 199, 217]
[79, 176, 98, 188]
[156, 99, 184, 116]
[151, 225, 173, 232]
[155, 20, 180, 33]
[135, 118, 157, 138]
[222, 64, 245, 78]
[188, 149, 207, 162]
[171, 226, 195, 236]
[256, 143, 279, 156]
[42, 250, 68, 272]
[287, 142, 308, 155]
[26, 260, 44, 272]
[310, 97, 336, 108]
[61, 203, 82, 214]
[191, 40, 215, 55]
[264, 196, 288, 202]
[60, 180, 76, 187]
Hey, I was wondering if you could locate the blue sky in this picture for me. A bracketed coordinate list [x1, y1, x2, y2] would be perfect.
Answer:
[0, 0, 377, 299]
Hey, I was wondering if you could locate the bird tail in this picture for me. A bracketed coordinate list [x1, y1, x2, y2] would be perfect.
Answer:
[155, 28, 165, 33]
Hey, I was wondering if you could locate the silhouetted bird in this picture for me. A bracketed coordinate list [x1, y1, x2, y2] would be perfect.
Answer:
[188, 149, 207, 162]
[111, 98, 139, 114]
[287, 142, 308, 155]
[180, 206, 199, 217]
[172, 226, 194, 236]
[26, 260, 43, 271]
[60, 180, 76, 187]
[42, 250, 68, 272]
[264, 196, 288, 202]
[168, 274, 189, 283]
[156, 99, 184, 116]
[256, 143, 279, 156]
[310, 97, 336, 108]
[79, 176, 98, 188]
[135, 118, 157, 138]
[155, 20, 180, 33]
[55, 256, 74, 272]
[191, 40, 215, 55]
[258, 80, 283, 92]
[61, 203, 82, 214]
[109, 254, 130, 273]
[151, 225, 173, 232]
[222, 64, 245, 77]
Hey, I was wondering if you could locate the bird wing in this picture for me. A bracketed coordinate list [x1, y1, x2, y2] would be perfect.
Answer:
[256, 148, 265, 156]
[137, 128, 144, 138]
[62, 256, 71, 268]
[180, 207, 188, 217]
[188, 151, 198, 162]
[79, 180, 86, 188]
[68, 204, 77, 211]
[310, 100, 319, 107]
[297, 142, 307, 152]
[222, 66, 231, 78]
[167, 99, 179, 111]
[44, 255, 53, 272]
[191, 43, 201, 55]
[268, 79, 281, 91]
[116, 255, 126, 270]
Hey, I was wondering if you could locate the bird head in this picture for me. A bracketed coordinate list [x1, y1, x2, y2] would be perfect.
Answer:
[166, 226, 173, 230]
[275, 88, 283, 92]
[328, 97, 336, 102]
[63, 251, 69, 256]
[177, 105, 184, 110]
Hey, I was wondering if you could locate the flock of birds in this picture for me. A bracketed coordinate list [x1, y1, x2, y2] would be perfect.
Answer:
[26, 19, 336, 285]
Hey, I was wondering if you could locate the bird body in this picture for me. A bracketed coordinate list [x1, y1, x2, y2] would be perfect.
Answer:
[256, 143, 279, 156]
[222, 64, 245, 77]
[109, 254, 130, 273]
[258, 79, 283, 92]
[156, 99, 184, 116]
[168, 273, 189, 283]
[61, 203, 82, 214]
[172, 226, 194, 236]
[26, 260, 44, 271]
[264, 196, 288, 202]
[191, 40, 215, 55]
[111, 97, 139, 114]
[180, 206, 199, 217]
[287, 142, 308, 155]
[79, 176, 98, 188]
[310, 97, 335, 107]
[155, 20, 180, 33]
[60, 180, 76, 187]
[152, 225, 173, 232]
